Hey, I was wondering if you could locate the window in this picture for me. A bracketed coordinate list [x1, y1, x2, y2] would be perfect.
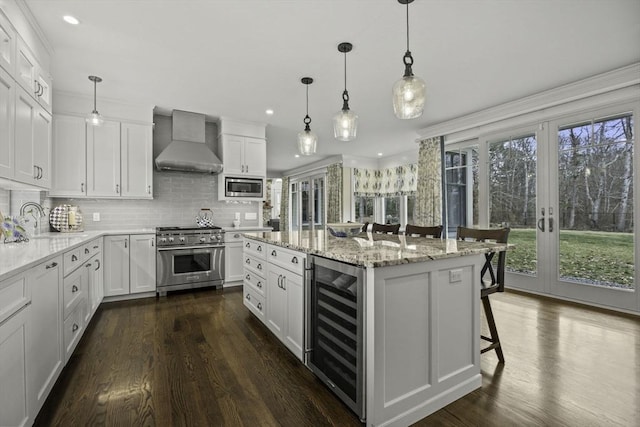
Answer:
[383, 196, 401, 224]
[355, 196, 375, 224]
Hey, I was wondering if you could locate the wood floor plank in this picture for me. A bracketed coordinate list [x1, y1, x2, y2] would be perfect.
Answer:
[33, 288, 639, 426]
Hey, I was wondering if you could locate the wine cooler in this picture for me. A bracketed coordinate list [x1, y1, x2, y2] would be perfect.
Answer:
[306, 255, 365, 421]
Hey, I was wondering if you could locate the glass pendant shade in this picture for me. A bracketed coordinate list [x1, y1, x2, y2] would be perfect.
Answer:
[297, 129, 317, 156]
[392, 74, 426, 119]
[86, 111, 104, 126]
[333, 108, 358, 141]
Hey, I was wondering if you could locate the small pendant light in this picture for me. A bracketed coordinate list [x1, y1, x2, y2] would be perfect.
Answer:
[297, 77, 317, 156]
[392, 0, 426, 120]
[333, 42, 358, 141]
[86, 75, 104, 126]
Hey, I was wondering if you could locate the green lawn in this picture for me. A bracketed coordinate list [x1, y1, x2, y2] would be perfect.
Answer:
[507, 228, 635, 288]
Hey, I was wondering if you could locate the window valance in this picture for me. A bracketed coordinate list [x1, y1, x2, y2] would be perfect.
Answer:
[354, 164, 417, 197]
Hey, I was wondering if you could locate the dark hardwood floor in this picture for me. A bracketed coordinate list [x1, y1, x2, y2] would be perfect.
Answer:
[34, 287, 640, 426]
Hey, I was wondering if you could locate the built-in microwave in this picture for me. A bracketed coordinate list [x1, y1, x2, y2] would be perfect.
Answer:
[225, 177, 263, 198]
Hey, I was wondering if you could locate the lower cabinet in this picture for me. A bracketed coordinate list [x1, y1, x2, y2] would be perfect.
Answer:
[225, 232, 245, 283]
[26, 257, 63, 417]
[243, 240, 305, 361]
[104, 234, 156, 297]
[0, 302, 30, 427]
[62, 253, 88, 363]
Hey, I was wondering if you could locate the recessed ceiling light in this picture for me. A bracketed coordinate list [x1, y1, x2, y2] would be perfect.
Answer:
[265, 109, 274, 115]
[377, 152, 383, 156]
[63, 15, 80, 25]
[295, 154, 300, 158]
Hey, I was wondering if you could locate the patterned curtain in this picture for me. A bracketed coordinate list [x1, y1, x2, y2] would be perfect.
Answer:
[354, 165, 417, 197]
[280, 176, 290, 231]
[353, 168, 379, 197]
[415, 137, 442, 226]
[326, 163, 342, 223]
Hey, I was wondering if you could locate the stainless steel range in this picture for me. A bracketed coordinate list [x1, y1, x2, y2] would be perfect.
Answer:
[156, 226, 225, 296]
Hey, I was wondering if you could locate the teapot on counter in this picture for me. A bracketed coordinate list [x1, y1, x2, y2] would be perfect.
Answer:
[195, 208, 214, 228]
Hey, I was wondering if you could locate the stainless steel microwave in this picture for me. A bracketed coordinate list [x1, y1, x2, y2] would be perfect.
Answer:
[225, 177, 263, 198]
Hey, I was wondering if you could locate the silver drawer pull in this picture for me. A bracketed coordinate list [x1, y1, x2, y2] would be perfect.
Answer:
[245, 242, 250, 248]
[245, 258, 250, 264]
[257, 302, 262, 310]
[46, 262, 58, 269]
[85, 263, 92, 268]
[246, 294, 251, 301]
[93, 245, 99, 249]
[234, 234, 240, 238]
[291, 256, 298, 264]
[257, 263, 262, 270]
[72, 323, 79, 332]
[245, 274, 251, 280]
[71, 254, 78, 261]
[257, 246, 262, 252]
[85, 248, 90, 254]
[257, 281, 262, 288]
[72, 285, 78, 293]
[271, 250, 277, 256]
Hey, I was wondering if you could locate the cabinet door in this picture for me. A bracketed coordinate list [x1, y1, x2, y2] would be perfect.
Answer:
[130, 234, 156, 294]
[51, 115, 86, 196]
[266, 266, 286, 337]
[121, 123, 152, 198]
[32, 106, 51, 188]
[26, 258, 63, 418]
[0, 66, 14, 178]
[15, 37, 35, 95]
[283, 272, 304, 360]
[13, 86, 36, 184]
[87, 120, 120, 197]
[34, 66, 51, 113]
[91, 252, 103, 314]
[103, 235, 130, 296]
[243, 137, 266, 176]
[0, 11, 16, 74]
[219, 134, 244, 175]
[225, 241, 244, 282]
[0, 305, 30, 427]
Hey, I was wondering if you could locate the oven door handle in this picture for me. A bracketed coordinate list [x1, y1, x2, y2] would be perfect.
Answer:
[157, 245, 225, 251]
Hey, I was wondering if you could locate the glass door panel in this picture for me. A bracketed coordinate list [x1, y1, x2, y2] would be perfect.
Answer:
[487, 133, 542, 292]
[551, 113, 635, 309]
[313, 177, 325, 229]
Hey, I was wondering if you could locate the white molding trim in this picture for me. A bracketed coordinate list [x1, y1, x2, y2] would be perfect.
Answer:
[283, 155, 343, 178]
[14, 0, 53, 54]
[418, 62, 640, 140]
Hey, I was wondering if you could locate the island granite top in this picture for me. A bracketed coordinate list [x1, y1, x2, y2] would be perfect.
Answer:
[243, 230, 510, 268]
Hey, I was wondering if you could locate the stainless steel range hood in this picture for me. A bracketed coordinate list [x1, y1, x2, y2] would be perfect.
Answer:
[155, 110, 223, 173]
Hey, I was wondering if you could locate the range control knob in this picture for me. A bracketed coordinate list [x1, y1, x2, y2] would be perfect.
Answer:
[168, 237, 174, 243]
[159, 237, 167, 243]
[179, 237, 186, 243]
[199, 237, 206, 243]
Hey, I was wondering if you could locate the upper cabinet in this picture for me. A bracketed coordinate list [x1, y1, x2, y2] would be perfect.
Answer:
[217, 118, 267, 200]
[51, 115, 153, 199]
[0, 2, 53, 189]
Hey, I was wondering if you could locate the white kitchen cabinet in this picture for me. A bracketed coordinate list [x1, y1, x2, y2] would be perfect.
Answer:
[219, 134, 266, 177]
[242, 237, 267, 323]
[0, 66, 15, 179]
[121, 122, 153, 198]
[266, 262, 304, 360]
[225, 231, 245, 283]
[0, 302, 30, 427]
[0, 10, 16, 75]
[50, 114, 86, 196]
[82, 239, 103, 324]
[87, 119, 121, 197]
[104, 234, 156, 297]
[15, 37, 35, 97]
[13, 85, 51, 188]
[52, 115, 153, 199]
[26, 257, 63, 418]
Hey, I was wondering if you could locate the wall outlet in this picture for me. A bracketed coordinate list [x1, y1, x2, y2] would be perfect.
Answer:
[449, 269, 462, 283]
[93, 212, 100, 221]
[245, 212, 257, 220]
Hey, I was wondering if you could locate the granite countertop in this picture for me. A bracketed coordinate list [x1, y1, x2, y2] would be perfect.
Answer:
[244, 230, 510, 268]
[0, 228, 156, 282]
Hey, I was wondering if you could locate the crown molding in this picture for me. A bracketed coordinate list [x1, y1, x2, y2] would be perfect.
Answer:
[15, 0, 54, 54]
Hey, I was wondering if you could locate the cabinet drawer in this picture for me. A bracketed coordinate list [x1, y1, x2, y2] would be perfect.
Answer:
[243, 238, 266, 259]
[226, 231, 244, 243]
[244, 254, 266, 277]
[0, 273, 30, 324]
[81, 238, 102, 261]
[243, 286, 265, 323]
[243, 270, 265, 297]
[63, 247, 82, 277]
[63, 268, 84, 319]
[268, 245, 306, 275]
[63, 302, 84, 362]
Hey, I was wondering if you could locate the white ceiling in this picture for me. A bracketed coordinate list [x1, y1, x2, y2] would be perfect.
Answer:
[25, 0, 640, 174]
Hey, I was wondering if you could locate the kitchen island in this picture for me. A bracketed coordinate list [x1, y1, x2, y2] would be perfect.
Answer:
[242, 230, 509, 427]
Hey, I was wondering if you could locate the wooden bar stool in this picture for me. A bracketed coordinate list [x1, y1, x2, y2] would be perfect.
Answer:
[405, 224, 443, 238]
[371, 223, 400, 234]
[457, 226, 510, 363]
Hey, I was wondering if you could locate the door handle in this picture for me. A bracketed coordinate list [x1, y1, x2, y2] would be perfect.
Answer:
[537, 207, 545, 232]
[549, 217, 554, 232]
[116, 184, 120, 194]
[95, 260, 100, 271]
[124, 238, 128, 248]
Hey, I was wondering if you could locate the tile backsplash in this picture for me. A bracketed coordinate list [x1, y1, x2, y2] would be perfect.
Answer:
[0, 189, 8, 216]
[51, 170, 259, 230]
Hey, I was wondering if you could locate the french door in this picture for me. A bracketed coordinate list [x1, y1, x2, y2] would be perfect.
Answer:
[477, 103, 638, 312]
[291, 174, 325, 233]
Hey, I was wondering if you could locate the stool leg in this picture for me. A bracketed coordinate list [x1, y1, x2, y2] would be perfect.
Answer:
[482, 296, 505, 363]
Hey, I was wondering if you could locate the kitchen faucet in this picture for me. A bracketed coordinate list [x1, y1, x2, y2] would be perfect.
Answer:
[19, 202, 47, 235]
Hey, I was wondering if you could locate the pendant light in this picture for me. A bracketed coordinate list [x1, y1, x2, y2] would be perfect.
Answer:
[333, 42, 358, 141]
[297, 77, 317, 156]
[86, 75, 104, 126]
[392, 0, 426, 120]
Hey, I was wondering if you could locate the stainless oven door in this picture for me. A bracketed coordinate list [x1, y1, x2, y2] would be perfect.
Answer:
[157, 245, 225, 287]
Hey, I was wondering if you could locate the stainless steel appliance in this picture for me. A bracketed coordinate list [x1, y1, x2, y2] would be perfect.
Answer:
[225, 177, 263, 198]
[306, 255, 365, 421]
[156, 226, 225, 296]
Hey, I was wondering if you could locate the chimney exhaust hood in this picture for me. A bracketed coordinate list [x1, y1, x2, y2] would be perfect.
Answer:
[155, 110, 224, 174]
